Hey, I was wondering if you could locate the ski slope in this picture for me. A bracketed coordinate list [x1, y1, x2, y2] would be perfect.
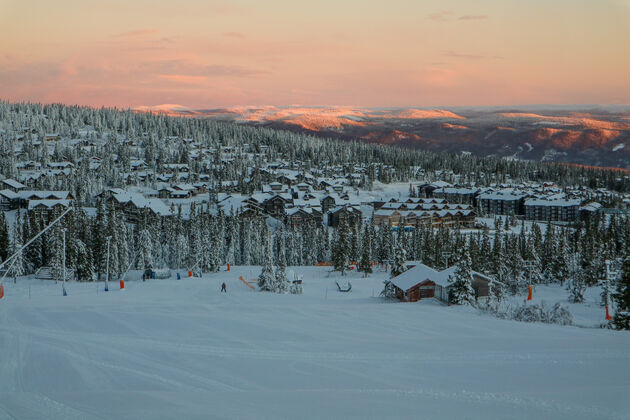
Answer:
[0, 267, 628, 420]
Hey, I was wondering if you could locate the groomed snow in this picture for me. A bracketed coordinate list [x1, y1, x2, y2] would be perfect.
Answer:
[0, 267, 628, 420]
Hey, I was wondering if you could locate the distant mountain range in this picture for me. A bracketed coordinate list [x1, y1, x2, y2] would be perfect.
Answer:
[136, 104, 630, 168]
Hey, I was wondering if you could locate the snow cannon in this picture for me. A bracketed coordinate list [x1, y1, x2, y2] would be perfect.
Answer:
[120, 279, 125, 290]
[605, 306, 612, 321]
[527, 285, 533, 301]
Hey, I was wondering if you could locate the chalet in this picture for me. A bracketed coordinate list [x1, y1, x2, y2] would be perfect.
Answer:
[16, 161, 42, 171]
[192, 183, 208, 195]
[105, 190, 173, 223]
[0, 190, 73, 210]
[320, 195, 338, 214]
[164, 163, 190, 173]
[158, 187, 191, 199]
[294, 182, 311, 192]
[389, 263, 500, 304]
[328, 205, 362, 227]
[267, 182, 285, 193]
[47, 162, 74, 170]
[286, 207, 321, 226]
[130, 160, 147, 172]
[263, 194, 292, 218]
[0, 190, 18, 210]
[27, 199, 72, 222]
[276, 174, 297, 186]
[157, 174, 174, 183]
[2, 178, 26, 193]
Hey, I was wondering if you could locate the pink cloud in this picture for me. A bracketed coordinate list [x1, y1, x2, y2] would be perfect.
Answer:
[458, 15, 488, 20]
[427, 11, 453, 21]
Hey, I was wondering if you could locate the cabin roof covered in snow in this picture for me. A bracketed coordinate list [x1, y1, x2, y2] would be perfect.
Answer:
[477, 190, 528, 201]
[2, 179, 26, 189]
[391, 263, 498, 291]
[27, 199, 72, 210]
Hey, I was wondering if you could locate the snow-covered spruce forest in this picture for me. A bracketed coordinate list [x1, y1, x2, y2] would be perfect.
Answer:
[0, 101, 629, 323]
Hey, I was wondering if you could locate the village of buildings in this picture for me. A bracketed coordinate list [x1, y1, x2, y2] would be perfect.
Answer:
[0, 138, 624, 230]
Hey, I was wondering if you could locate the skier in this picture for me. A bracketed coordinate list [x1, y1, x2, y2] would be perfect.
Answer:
[221, 282, 227, 293]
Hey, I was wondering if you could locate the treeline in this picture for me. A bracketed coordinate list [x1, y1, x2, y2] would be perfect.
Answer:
[0, 101, 629, 196]
[3, 201, 627, 294]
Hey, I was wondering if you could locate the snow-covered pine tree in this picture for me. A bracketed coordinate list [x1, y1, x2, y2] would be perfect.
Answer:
[209, 242, 221, 272]
[116, 218, 130, 278]
[332, 218, 350, 275]
[48, 215, 65, 282]
[138, 229, 153, 272]
[350, 220, 360, 264]
[379, 238, 406, 299]
[485, 278, 499, 311]
[0, 211, 10, 261]
[275, 242, 289, 293]
[258, 234, 276, 292]
[567, 253, 586, 303]
[390, 243, 407, 278]
[173, 234, 188, 269]
[612, 258, 630, 329]
[23, 212, 42, 273]
[359, 223, 372, 277]
[506, 244, 528, 295]
[92, 199, 107, 280]
[72, 238, 93, 281]
[448, 251, 476, 305]
[106, 204, 120, 282]
[301, 221, 317, 266]
[9, 222, 24, 278]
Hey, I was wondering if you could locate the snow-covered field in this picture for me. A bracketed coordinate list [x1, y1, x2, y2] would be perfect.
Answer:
[1, 267, 629, 420]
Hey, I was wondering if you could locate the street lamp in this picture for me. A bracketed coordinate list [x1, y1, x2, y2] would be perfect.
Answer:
[604, 260, 616, 320]
[522, 260, 536, 301]
[105, 236, 112, 292]
[441, 252, 452, 269]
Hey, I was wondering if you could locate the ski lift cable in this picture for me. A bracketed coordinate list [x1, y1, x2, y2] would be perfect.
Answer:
[0, 207, 74, 287]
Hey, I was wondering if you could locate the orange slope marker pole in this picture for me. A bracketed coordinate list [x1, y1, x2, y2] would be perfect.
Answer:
[527, 285, 533, 301]
[0, 284, 4, 299]
[605, 306, 612, 321]
[120, 279, 125, 290]
[239, 276, 256, 290]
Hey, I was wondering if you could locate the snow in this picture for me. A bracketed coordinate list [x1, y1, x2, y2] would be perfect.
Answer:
[0, 267, 628, 420]
[612, 144, 624, 152]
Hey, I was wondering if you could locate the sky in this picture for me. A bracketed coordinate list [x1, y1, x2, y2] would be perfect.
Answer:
[1, 0, 629, 108]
